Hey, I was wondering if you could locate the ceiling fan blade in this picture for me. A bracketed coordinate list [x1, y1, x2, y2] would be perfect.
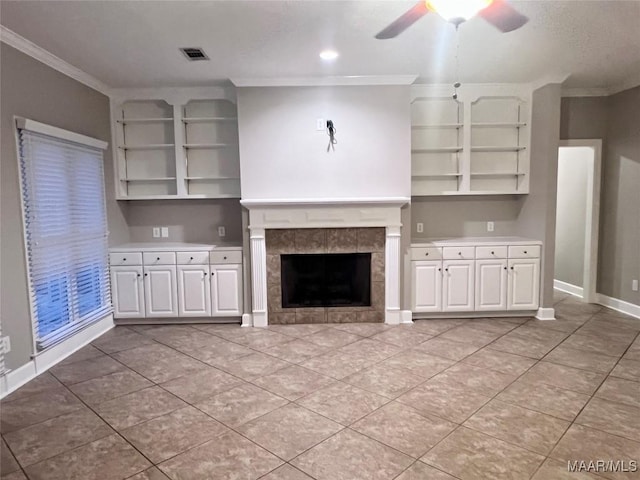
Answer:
[375, 1, 432, 39]
[479, 0, 528, 32]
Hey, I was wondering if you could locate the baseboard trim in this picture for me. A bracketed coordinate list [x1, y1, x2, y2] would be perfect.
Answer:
[554, 280, 584, 298]
[399, 310, 413, 324]
[0, 314, 114, 400]
[596, 294, 640, 319]
[535, 307, 556, 321]
[413, 311, 534, 320]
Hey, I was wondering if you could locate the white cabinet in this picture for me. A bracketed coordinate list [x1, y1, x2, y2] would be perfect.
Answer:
[177, 265, 211, 317]
[411, 240, 540, 315]
[442, 260, 475, 312]
[143, 265, 179, 317]
[412, 261, 443, 312]
[111, 266, 145, 318]
[507, 258, 540, 310]
[211, 263, 243, 317]
[475, 259, 508, 311]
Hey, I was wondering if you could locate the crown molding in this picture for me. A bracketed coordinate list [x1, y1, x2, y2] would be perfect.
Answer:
[561, 87, 610, 98]
[0, 25, 112, 97]
[608, 72, 640, 96]
[529, 73, 570, 91]
[231, 75, 418, 87]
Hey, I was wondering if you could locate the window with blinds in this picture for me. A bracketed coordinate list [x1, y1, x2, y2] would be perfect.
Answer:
[17, 119, 111, 350]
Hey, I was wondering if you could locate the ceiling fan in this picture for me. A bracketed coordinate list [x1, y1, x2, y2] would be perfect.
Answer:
[375, 0, 528, 39]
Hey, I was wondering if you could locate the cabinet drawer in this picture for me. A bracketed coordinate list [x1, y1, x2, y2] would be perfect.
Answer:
[176, 251, 210, 265]
[143, 252, 177, 265]
[508, 245, 540, 258]
[210, 250, 242, 264]
[109, 252, 142, 266]
[476, 246, 508, 259]
[411, 247, 443, 260]
[443, 246, 475, 260]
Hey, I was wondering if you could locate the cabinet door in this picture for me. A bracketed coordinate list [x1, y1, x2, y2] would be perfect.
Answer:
[475, 259, 508, 311]
[442, 260, 475, 312]
[177, 265, 211, 317]
[211, 264, 243, 317]
[143, 265, 178, 317]
[411, 261, 443, 312]
[110, 266, 145, 318]
[507, 258, 540, 310]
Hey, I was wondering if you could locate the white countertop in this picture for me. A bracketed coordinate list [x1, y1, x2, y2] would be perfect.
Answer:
[411, 236, 542, 247]
[109, 242, 242, 252]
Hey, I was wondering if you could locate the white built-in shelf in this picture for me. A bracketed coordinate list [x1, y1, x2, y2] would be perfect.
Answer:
[413, 173, 462, 178]
[118, 144, 175, 150]
[116, 118, 173, 124]
[122, 177, 177, 182]
[442, 190, 526, 196]
[183, 143, 236, 149]
[412, 124, 463, 130]
[470, 172, 526, 176]
[182, 117, 238, 124]
[471, 122, 527, 128]
[471, 146, 526, 152]
[185, 176, 240, 181]
[412, 147, 463, 153]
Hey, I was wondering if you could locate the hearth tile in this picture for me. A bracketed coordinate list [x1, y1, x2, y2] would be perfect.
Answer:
[326, 310, 357, 323]
[371, 252, 385, 281]
[326, 228, 357, 253]
[291, 429, 413, 480]
[196, 383, 289, 428]
[295, 308, 327, 324]
[269, 312, 298, 324]
[252, 365, 334, 401]
[351, 402, 456, 458]
[267, 254, 282, 285]
[294, 229, 327, 253]
[356, 228, 385, 252]
[236, 404, 342, 461]
[268, 284, 283, 312]
[421, 427, 544, 480]
[356, 310, 384, 323]
[296, 381, 389, 425]
[371, 281, 385, 311]
[266, 229, 296, 254]
[343, 364, 424, 399]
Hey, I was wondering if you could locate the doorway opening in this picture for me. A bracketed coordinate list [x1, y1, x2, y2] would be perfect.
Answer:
[554, 140, 602, 303]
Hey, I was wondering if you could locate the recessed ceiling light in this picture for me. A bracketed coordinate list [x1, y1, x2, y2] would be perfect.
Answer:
[319, 50, 339, 61]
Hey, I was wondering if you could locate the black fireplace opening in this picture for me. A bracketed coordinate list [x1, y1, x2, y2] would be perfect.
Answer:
[281, 253, 371, 308]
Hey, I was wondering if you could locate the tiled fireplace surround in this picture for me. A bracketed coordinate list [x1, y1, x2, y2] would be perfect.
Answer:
[241, 199, 411, 327]
[265, 228, 386, 324]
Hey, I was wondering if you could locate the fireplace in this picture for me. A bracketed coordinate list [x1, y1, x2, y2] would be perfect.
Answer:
[281, 253, 371, 308]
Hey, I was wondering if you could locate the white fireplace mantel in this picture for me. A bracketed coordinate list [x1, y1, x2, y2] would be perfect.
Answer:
[242, 197, 412, 328]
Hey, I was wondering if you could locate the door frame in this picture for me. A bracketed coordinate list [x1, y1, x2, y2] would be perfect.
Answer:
[557, 139, 602, 304]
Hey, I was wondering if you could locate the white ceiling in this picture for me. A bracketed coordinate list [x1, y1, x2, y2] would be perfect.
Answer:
[1, 0, 639, 89]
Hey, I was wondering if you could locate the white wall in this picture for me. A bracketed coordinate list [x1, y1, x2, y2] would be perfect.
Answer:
[555, 147, 591, 288]
[237, 86, 411, 200]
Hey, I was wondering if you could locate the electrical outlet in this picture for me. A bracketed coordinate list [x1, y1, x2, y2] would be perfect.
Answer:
[316, 118, 325, 131]
[1, 336, 11, 354]
[633, 279, 639, 292]
[161, 227, 169, 238]
[487, 221, 495, 232]
[152, 227, 160, 238]
[218, 226, 226, 238]
[416, 222, 424, 233]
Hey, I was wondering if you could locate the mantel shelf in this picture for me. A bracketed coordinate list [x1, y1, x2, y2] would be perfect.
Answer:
[117, 118, 173, 124]
[182, 117, 238, 123]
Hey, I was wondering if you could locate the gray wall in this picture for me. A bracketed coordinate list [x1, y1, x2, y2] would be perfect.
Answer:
[411, 197, 522, 239]
[560, 87, 640, 306]
[1, 43, 128, 371]
[514, 83, 562, 309]
[555, 147, 590, 287]
[125, 199, 243, 244]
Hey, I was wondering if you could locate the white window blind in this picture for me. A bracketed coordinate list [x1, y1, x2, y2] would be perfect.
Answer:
[17, 121, 111, 350]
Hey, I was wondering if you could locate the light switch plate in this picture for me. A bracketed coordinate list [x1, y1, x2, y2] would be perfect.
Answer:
[1, 336, 11, 354]
[633, 279, 639, 292]
[218, 226, 226, 237]
[152, 227, 160, 238]
[416, 223, 424, 233]
[161, 227, 169, 238]
[316, 118, 325, 131]
[487, 221, 495, 232]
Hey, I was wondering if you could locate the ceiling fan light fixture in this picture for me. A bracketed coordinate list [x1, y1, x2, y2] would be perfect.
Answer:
[427, 0, 492, 23]
[319, 50, 339, 61]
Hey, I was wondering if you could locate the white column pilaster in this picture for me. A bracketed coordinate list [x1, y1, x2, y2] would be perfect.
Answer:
[250, 228, 268, 327]
[385, 226, 402, 325]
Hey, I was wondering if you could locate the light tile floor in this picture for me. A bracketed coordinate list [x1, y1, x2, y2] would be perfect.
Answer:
[2, 292, 640, 479]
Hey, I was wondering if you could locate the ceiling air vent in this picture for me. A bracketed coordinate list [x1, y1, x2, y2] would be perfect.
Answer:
[180, 47, 209, 61]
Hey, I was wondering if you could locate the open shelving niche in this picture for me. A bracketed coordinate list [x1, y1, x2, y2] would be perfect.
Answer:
[112, 88, 240, 200]
[410, 84, 532, 196]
